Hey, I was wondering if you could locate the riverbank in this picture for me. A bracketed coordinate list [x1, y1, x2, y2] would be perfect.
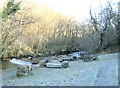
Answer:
[2, 53, 118, 86]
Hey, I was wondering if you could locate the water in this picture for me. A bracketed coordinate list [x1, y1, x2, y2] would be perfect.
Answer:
[1, 60, 16, 70]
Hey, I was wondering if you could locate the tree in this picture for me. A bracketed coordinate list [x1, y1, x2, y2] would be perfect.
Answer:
[89, 2, 118, 50]
[0, 0, 36, 60]
[1, 0, 21, 60]
[2, 0, 20, 19]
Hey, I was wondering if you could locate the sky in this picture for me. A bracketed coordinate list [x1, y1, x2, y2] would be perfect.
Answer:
[0, 0, 119, 22]
[35, 0, 119, 22]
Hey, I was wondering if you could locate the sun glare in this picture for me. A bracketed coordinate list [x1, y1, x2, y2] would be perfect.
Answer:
[35, 0, 119, 22]
[0, 0, 119, 21]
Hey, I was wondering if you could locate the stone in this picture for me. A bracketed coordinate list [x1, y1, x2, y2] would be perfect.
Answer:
[92, 55, 98, 60]
[62, 61, 69, 68]
[46, 60, 69, 68]
[17, 65, 32, 76]
[39, 60, 48, 67]
[58, 55, 72, 61]
[70, 56, 78, 61]
[28, 57, 33, 60]
[68, 52, 80, 59]
[83, 54, 98, 62]
[80, 54, 84, 59]
[62, 57, 71, 61]
[46, 62, 62, 68]
[50, 59, 60, 63]
[83, 55, 91, 62]
[32, 60, 39, 64]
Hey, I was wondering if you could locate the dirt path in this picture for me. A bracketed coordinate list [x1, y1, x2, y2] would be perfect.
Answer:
[2, 53, 118, 86]
[95, 61, 118, 86]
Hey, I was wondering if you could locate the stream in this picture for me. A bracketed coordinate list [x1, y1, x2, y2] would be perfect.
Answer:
[1, 60, 16, 70]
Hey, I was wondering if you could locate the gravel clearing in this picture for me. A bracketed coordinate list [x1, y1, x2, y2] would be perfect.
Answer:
[1, 53, 118, 86]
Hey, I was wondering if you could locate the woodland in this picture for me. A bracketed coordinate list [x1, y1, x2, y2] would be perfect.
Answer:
[0, 0, 119, 61]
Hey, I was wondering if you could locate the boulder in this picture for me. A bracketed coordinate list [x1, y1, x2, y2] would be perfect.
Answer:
[46, 60, 69, 68]
[32, 60, 39, 64]
[92, 55, 99, 60]
[17, 65, 32, 76]
[68, 52, 81, 59]
[58, 55, 72, 61]
[83, 54, 98, 62]
[83, 56, 91, 62]
[39, 59, 48, 67]
[46, 62, 62, 68]
[28, 57, 33, 60]
[62, 57, 71, 61]
[62, 61, 69, 68]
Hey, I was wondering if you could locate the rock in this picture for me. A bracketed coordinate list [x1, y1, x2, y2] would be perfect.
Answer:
[10, 58, 32, 65]
[57, 55, 71, 61]
[68, 52, 81, 59]
[62, 57, 71, 61]
[62, 61, 69, 68]
[32, 60, 39, 64]
[46, 59, 69, 68]
[49, 59, 60, 63]
[92, 55, 99, 60]
[70, 56, 78, 61]
[28, 57, 33, 60]
[83, 55, 91, 62]
[17, 65, 32, 76]
[80, 54, 84, 59]
[46, 62, 62, 68]
[39, 60, 48, 67]
[80, 51, 90, 55]
[83, 54, 98, 62]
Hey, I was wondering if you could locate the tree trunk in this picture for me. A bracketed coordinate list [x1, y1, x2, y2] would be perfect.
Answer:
[99, 32, 104, 50]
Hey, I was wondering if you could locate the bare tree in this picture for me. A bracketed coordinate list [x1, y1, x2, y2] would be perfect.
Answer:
[0, 0, 36, 60]
[89, 2, 118, 50]
[0, 15, 35, 60]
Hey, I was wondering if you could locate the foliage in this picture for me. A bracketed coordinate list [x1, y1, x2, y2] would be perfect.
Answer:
[2, 0, 20, 19]
[89, 2, 118, 50]
[1, 0, 35, 60]
[1, 1, 118, 60]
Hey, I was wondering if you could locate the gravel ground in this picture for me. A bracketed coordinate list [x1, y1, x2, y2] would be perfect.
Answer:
[1, 53, 118, 86]
[0, 70, 2, 88]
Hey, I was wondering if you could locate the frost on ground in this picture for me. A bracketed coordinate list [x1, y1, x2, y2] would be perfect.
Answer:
[0, 70, 2, 88]
[2, 53, 118, 86]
